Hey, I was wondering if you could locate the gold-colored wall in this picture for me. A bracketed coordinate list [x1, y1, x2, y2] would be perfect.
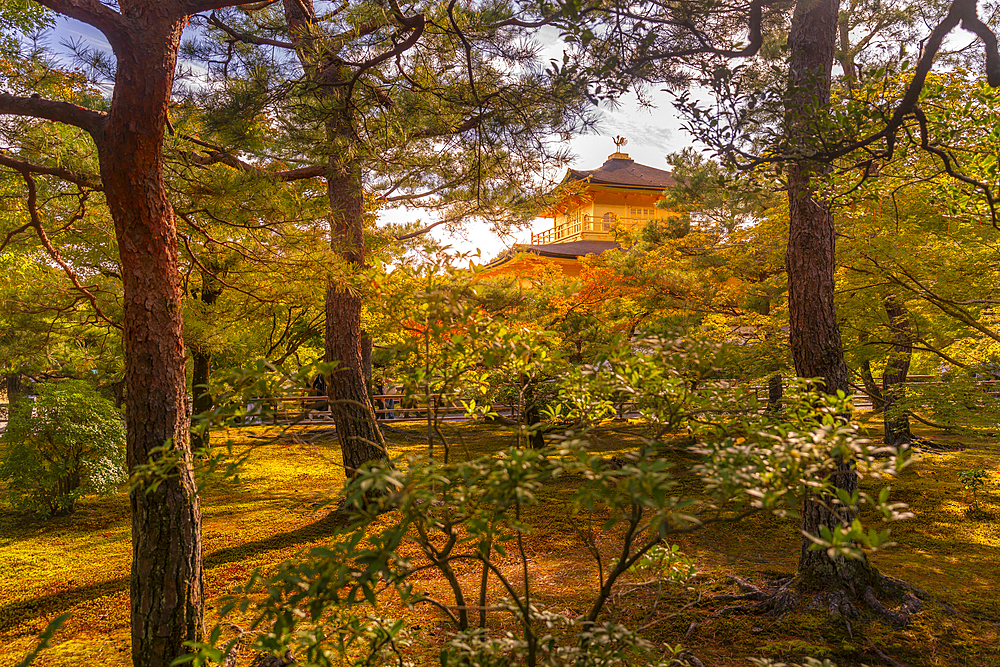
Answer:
[544, 186, 671, 244]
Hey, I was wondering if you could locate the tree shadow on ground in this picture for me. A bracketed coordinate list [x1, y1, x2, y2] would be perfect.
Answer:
[0, 510, 349, 633]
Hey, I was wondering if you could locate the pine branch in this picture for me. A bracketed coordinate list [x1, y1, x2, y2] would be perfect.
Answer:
[0, 92, 106, 137]
[334, 14, 426, 94]
[273, 164, 326, 180]
[180, 0, 261, 15]
[237, 1, 278, 11]
[181, 145, 325, 180]
[382, 174, 468, 202]
[329, 18, 393, 53]
[32, 0, 128, 49]
[410, 110, 492, 140]
[207, 12, 294, 48]
[393, 219, 449, 241]
[0, 152, 103, 190]
[177, 228, 275, 303]
[172, 132, 324, 180]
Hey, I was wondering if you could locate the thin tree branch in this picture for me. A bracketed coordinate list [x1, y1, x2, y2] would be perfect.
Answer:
[393, 219, 448, 241]
[335, 14, 426, 97]
[0, 152, 103, 190]
[207, 11, 294, 48]
[176, 228, 276, 303]
[237, 0, 278, 11]
[10, 169, 121, 330]
[180, 0, 267, 15]
[274, 164, 326, 180]
[179, 143, 326, 180]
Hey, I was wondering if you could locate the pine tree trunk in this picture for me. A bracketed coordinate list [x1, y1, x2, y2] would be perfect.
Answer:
[521, 373, 545, 449]
[5, 372, 22, 405]
[766, 372, 783, 413]
[282, 0, 387, 476]
[882, 295, 914, 445]
[361, 330, 373, 396]
[797, 458, 879, 589]
[96, 16, 203, 667]
[859, 359, 886, 412]
[785, 0, 871, 592]
[324, 146, 386, 475]
[325, 289, 386, 474]
[191, 268, 223, 451]
[191, 348, 211, 446]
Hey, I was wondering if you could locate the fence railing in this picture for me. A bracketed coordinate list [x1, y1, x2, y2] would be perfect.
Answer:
[234, 394, 521, 426]
[4, 375, 993, 431]
[530, 216, 657, 244]
[237, 377, 999, 426]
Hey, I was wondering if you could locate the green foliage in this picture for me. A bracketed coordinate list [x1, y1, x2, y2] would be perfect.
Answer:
[904, 373, 1000, 433]
[0, 380, 125, 516]
[181, 327, 911, 666]
[629, 543, 698, 584]
[0, 2, 53, 55]
[959, 468, 989, 511]
[13, 613, 69, 667]
[658, 147, 775, 236]
[186, 1, 589, 240]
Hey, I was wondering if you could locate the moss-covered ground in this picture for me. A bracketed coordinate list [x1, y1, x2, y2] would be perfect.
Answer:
[2, 418, 998, 666]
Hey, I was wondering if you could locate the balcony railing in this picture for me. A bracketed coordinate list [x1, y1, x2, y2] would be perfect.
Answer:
[531, 216, 658, 245]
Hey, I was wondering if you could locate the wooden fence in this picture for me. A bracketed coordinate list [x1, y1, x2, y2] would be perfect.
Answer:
[234, 394, 521, 426]
[2, 376, 994, 431]
[250, 377, 995, 426]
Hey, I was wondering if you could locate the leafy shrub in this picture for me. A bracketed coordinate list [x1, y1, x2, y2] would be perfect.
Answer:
[181, 334, 910, 667]
[959, 468, 990, 511]
[0, 379, 126, 516]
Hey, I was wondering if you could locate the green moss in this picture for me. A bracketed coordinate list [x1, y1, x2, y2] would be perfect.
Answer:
[4, 421, 1000, 666]
[761, 640, 834, 659]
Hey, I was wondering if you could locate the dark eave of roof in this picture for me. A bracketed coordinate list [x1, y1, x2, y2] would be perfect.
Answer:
[485, 240, 620, 268]
[565, 156, 676, 190]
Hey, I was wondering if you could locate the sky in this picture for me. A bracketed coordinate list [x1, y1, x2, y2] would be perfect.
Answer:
[382, 24, 695, 260]
[396, 96, 691, 261]
[44, 13, 693, 261]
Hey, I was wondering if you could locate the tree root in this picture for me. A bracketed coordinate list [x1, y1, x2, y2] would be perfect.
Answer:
[906, 411, 960, 434]
[678, 651, 705, 667]
[248, 649, 296, 667]
[708, 569, 932, 636]
[866, 639, 906, 667]
[905, 435, 963, 452]
[712, 576, 800, 618]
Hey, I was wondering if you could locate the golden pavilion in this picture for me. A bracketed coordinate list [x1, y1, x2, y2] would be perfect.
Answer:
[483, 138, 677, 279]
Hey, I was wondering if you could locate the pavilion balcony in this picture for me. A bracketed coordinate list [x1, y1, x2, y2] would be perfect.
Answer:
[530, 215, 659, 245]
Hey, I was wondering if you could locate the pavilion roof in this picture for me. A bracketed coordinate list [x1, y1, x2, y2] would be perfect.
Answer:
[485, 240, 620, 269]
[564, 155, 676, 190]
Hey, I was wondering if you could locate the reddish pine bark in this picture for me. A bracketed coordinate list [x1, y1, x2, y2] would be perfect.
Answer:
[784, 0, 876, 591]
[324, 149, 386, 474]
[96, 14, 204, 666]
[0, 2, 254, 664]
[785, 0, 849, 398]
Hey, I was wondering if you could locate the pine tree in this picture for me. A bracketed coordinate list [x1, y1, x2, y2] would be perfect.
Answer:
[189, 0, 588, 474]
[0, 2, 278, 665]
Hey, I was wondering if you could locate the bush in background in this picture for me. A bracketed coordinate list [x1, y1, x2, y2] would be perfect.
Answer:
[0, 379, 125, 516]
